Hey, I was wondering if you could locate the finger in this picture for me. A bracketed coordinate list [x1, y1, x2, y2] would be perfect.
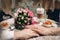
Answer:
[38, 26, 47, 30]
[32, 29, 47, 36]
[32, 29, 42, 34]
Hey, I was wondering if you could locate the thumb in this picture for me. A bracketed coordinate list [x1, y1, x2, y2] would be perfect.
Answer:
[32, 29, 45, 35]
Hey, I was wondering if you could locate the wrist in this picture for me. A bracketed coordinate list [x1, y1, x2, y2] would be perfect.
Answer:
[51, 27, 60, 35]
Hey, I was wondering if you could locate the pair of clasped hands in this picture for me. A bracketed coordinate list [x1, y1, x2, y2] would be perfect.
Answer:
[14, 24, 58, 40]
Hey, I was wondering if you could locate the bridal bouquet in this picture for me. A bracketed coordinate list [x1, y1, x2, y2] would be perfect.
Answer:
[14, 8, 36, 30]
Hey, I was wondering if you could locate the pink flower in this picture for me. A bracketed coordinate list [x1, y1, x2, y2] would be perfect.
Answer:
[32, 18, 37, 24]
[25, 9, 34, 17]
[14, 8, 37, 24]
[25, 9, 37, 24]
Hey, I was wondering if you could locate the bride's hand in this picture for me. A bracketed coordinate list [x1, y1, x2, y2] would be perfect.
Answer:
[14, 29, 39, 40]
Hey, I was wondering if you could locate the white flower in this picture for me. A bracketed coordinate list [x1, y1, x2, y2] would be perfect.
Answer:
[14, 13, 18, 19]
[16, 8, 22, 13]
